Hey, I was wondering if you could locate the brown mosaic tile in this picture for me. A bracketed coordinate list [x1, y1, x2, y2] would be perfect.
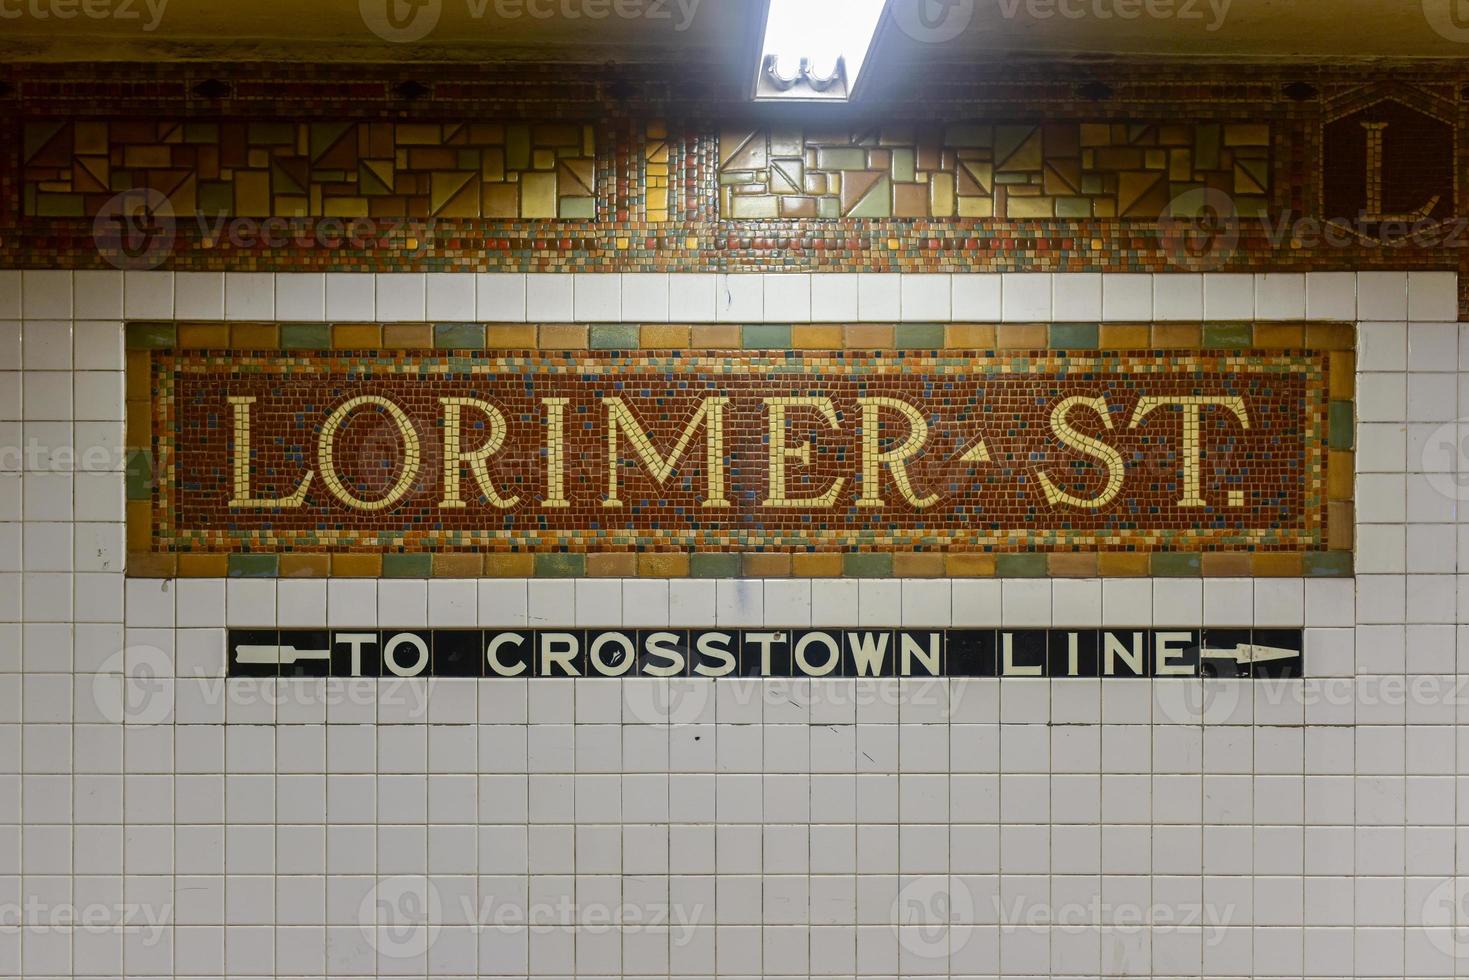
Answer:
[177, 554, 229, 577]
[331, 554, 383, 577]
[1253, 323, 1305, 348]
[1048, 553, 1100, 578]
[640, 325, 691, 349]
[231, 324, 279, 348]
[1327, 452, 1354, 500]
[539, 325, 589, 349]
[179, 324, 230, 348]
[1253, 553, 1304, 577]
[843, 325, 894, 348]
[638, 554, 691, 578]
[945, 325, 997, 349]
[334, 324, 383, 349]
[997, 325, 1047, 349]
[1305, 324, 1357, 350]
[1099, 325, 1151, 349]
[945, 554, 997, 577]
[433, 554, 485, 577]
[484, 553, 535, 578]
[128, 553, 176, 577]
[587, 553, 639, 577]
[1098, 553, 1151, 577]
[743, 554, 793, 578]
[791, 554, 846, 578]
[793, 325, 844, 350]
[382, 324, 433, 349]
[487, 325, 540, 349]
[691, 325, 741, 348]
[893, 554, 945, 578]
[1201, 552, 1253, 576]
[1329, 352, 1356, 400]
[1150, 324, 1202, 348]
[279, 554, 331, 578]
[1328, 502, 1355, 550]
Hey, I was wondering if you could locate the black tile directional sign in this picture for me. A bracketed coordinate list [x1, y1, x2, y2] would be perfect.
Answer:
[229, 628, 1303, 679]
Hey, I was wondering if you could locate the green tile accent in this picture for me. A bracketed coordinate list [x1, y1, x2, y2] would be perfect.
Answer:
[844, 553, 894, 578]
[590, 323, 641, 350]
[535, 553, 586, 578]
[382, 553, 432, 578]
[1151, 552, 1202, 577]
[1203, 322, 1253, 348]
[1048, 323, 1100, 349]
[742, 324, 792, 349]
[434, 323, 486, 350]
[126, 322, 175, 349]
[1304, 551, 1354, 577]
[125, 450, 152, 500]
[895, 323, 945, 349]
[280, 323, 331, 349]
[558, 196, 596, 220]
[228, 554, 279, 578]
[690, 553, 741, 578]
[996, 553, 1047, 577]
[1329, 401, 1355, 450]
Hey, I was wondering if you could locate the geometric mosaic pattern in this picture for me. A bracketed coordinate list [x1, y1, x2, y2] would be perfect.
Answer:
[719, 122, 1271, 220]
[23, 120, 597, 219]
[124, 320, 1353, 579]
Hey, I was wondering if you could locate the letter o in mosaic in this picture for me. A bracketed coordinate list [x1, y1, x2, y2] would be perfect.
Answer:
[589, 632, 637, 676]
[795, 632, 841, 677]
[317, 395, 422, 512]
[383, 633, 430, 678]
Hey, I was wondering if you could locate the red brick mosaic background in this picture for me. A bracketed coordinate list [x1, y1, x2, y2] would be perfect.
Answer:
[147, 347, 1330, 558]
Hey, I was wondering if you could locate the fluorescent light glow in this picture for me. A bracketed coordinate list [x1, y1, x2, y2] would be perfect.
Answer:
[756, 0, 889, 101]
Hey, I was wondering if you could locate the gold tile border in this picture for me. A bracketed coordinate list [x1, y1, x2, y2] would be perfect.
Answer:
[125, 321, 1355, 579]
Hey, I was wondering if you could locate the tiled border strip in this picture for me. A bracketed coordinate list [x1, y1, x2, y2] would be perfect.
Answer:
[123, 319, 1355, 582]
[9, 270, 1457, 324]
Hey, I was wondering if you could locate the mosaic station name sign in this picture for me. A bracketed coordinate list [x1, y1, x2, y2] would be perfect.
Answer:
[228, 628, 1304, 679]
[144, 346, 1333, 560]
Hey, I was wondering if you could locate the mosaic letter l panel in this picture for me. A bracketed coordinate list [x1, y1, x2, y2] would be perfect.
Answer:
[125, 322, 1354, 580]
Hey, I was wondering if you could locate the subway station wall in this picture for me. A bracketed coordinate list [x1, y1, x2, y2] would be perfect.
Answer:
[2, 59, 1469, 980]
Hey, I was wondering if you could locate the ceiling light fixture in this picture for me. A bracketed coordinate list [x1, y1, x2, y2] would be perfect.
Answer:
[752, 0, 891, 103]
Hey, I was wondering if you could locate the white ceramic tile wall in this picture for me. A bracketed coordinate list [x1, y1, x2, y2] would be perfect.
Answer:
[0, 270, 1462, 979]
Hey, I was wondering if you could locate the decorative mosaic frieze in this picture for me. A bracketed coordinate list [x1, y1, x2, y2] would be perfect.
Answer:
[125, 321, 1353, 580]
[718, 123, 1271, 220]
[22, 119, 597, 219]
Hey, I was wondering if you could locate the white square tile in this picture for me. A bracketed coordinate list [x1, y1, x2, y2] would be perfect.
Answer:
[175, 579, 227, 628]
[1051, 579, 1101, 626]
[811, 274, 858, 321]
[763, 579, 811, 627]
[1305, 579, 1355, 627]
[621, 274, 669, 322]
[952, 274, 1002, 320]
[274, 274, 326, 321]
[122, 271, 173, 319]
[375, 273, 426, 321]
[1001, 579, 1051, 626]
[573, 274, 621, 321]
[716, 579, 764, 626]
[224, 273, 274, 320]
[477, 274, 527, 322]
[901, 580, 950, 627]
[1152, 274, 1203, 320]
[1358, 322, 1407, 372]
[229, 579, 278, 627]
[425, 274, 477, 321]
[1305, 272, 1356, 321]
[716, 274, 764, 322]
[857, 274, 900, 321]
[528, 579, 575, 625]
[900, 275, 950, 321]
[1357, 271, 1409, 321]
[174, 272, 226, 319]
[1001, 273, 1051, 321]
[428, 579, 477, 626]
[378, 579, 427, 627]
[1051, 273, 1102, 321]
[1152, 579, 1203, 624]
[764, 275, 811, 321]
[669, 578, 715, 625]
[72, 271, 123, 319]
[575, 579, 622, 626]
[622, 579, 670, 627]
[1408, 271, 1457, 322]
[1407, 322, 1458, 372]
[0, 272, 19, 319]
[810, 579, 859, 623]
[22, 322, 71, 370]
[1254, 273, 1305, 319]
[526, 275, 574, 321]
[21, 272, 72, 319]
[668, 274, 716, 322]
[278, 579, 327, 627]
[1101, 579, 1152, 626]
[1101, 274, 1152, 321]
[479, 580, 528, 626]
[71, 323, 123, 373]
[1203, 273, 1255, 320]
[74, 372, 124, 421]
